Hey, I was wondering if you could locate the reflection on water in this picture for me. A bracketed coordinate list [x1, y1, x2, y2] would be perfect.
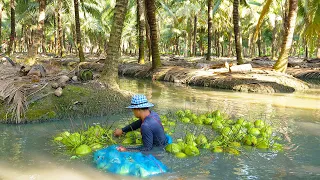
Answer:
[0, 78, 320, 179]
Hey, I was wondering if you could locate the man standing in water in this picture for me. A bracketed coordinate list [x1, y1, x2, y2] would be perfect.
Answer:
[114, 94, 167, 151]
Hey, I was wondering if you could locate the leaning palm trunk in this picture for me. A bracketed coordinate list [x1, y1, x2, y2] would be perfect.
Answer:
[233, 0, 244, 64]
[273, 0, 298, 72]
[6, 0, 15, 55]
[145, 0, 161, 69]
[137, 0, 145, 64]
[74, 0, 85, 62]
[101, 0, 129, 89]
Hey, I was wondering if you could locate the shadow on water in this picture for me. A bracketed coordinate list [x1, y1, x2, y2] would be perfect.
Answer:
[0, 78, 319, 179]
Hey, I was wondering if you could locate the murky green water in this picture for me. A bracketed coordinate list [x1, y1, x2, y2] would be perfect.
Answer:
[0, 78, 319, 179]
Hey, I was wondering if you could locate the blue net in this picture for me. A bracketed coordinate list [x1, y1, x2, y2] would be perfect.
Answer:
[94, 145, 169, 178]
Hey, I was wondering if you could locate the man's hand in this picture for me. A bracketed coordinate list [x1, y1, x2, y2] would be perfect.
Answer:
[114, 128, 123, 137]
[117, 146, 127, 152]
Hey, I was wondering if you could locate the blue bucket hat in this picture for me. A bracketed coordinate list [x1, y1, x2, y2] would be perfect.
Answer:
[127, 94, 154, 109]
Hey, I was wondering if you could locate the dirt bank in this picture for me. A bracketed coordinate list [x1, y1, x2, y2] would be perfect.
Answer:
[118, 63, 309, 93]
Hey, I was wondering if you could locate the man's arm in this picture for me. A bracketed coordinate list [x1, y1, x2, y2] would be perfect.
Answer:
[122, 120, 142, 133]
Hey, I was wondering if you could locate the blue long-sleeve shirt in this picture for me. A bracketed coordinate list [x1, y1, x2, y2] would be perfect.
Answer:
[122, 111, 167, 151]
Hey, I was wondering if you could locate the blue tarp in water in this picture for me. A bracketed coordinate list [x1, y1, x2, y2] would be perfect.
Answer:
[93, 145, 169, 178]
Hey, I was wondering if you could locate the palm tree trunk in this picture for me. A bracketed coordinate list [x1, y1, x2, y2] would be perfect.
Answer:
[26, 0, 46, 63]
[188, 18, 192, 57]
[74, 0, 85, 62]
[57, 0, 62, 57]
[228, 31, 232, 57]
[233, 0, 244, 64]
[193, 15, 197, 56]
[257, 31, 262, 57]
[144, 7, 151, 61]
[6, 0, 15, 55]
[0, 3, 3, 43]
[137, 0, 145, 64]
[304, 40, 308, 60]
[271, 19, 277, 60]
[101, 0, 129, 88]
[273, 0, 298, 72]
[207, 0, 213, 61]
[145, 0, 161, 69]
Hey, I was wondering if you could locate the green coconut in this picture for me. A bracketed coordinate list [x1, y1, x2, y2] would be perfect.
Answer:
[135, 138, 142, 144]
[203, 118, 214, 125]
[212, 121, 224, 130]
[122, 138, 134, 145]
[54, 136, 63, 142]
[184, 146, 200, 156]
[90, 143, 103, 150]
[236, 118, 246, 125]
[190, 114, 198, 120]
[212, 146, 223, 153]
[185, 133, 196, 142]
[168, 122, 176, 126]
[229, 141, 241, 148]
[165, 143, 181, 154]
[75, 144, 92, 156]
[248, 128, 261, 136]
[210, 141, 223, 147]
[256, 140, 269, 149]
[175, 152, 187, 158]
[195, 134, 208, 145]
[222, 127, 232, 136]
[177, 142, 187, 152]
[181, 117, 191, 123]
[254, 120, 265, 128]
[193, 118, 203, 125]
[226, 147, 240, 155]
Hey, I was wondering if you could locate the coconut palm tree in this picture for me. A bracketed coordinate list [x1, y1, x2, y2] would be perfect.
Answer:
[145, 0, 161, 69]
[101, 0, 129, 88]
[273, 0, 298, 72]
[0, 2, 3, 42]
[207, 0, 212, 60]
[137, 0, 145, 64]
[233, 0, 244, 64]
[74, 0, 85, 62]
[26, 0, 46, 64]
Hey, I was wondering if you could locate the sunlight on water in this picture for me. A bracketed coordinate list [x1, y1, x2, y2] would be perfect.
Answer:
[0, 78, 319, 179]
